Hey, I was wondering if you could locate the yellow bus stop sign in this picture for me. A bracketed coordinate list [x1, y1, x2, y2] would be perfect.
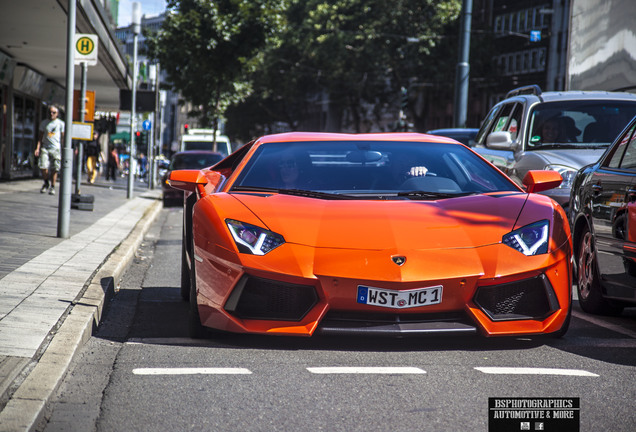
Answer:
[74, 34, 98, 66]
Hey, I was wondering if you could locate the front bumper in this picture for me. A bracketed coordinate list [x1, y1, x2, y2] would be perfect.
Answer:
[194, 242, 571, 337]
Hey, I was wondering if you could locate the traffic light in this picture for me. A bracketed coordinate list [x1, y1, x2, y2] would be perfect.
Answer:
[184, 123, 189, 133]
[141, 131, 148, 149]
[135, 131, 148, 153]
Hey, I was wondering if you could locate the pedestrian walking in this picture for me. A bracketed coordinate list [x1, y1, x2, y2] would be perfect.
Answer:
[34, 105, 64, 195]
[138, 152, 148, 182]
[85, 131, 102, 184]
[106, 144, 120, 181]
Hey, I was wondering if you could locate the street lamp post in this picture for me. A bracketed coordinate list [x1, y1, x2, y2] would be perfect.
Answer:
[453, 0, 473, 129]
[127, 2, 141, 199]
[58, 0, 76, 238]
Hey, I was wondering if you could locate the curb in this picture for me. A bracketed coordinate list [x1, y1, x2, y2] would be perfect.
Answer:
[0, 199, 162, 432]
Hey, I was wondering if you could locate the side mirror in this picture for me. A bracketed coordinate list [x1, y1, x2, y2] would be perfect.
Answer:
[168, 169, 207, 192]
[168, 169, 225, 194]
[522, 170, 563, 193]
[486, 131, 515, 150]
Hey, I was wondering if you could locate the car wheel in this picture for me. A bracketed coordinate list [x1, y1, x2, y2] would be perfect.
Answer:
[188, 257, 207, 339]
[576, 225, 623, 315]
[180, 238, 190, 301]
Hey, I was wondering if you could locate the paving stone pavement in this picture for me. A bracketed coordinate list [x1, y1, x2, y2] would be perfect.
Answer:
[0, 176, 163, 431]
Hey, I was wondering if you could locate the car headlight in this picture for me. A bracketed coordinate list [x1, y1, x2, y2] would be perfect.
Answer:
[226, 219, 285, 255]
[545, 164, 577, 189]
[502, 220, 549, 256]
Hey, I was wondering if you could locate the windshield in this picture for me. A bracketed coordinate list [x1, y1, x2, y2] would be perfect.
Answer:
[528, 100, 636, 149]
[231, 141, 518, 199]
[183, 140, 231, 155]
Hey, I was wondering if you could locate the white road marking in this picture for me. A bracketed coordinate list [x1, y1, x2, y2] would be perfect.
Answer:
[572, 310, 636, 339]
[475, 367, 598, 377]
[132, 367, 252, 375]
[306, 367, 426, 374]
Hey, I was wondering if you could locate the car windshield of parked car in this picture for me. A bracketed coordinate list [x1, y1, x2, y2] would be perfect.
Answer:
[528, 100, 636, 149]
[170, 153, 223, 170]
[231, 141, 517, 199]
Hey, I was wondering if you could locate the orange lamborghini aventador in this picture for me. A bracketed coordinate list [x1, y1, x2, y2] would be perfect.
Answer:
[169, 132, 572, 338]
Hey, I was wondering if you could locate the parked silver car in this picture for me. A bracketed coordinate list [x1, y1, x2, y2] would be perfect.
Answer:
[473, 85, 636, 211]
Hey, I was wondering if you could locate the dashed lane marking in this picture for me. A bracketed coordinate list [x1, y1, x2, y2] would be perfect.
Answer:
[306, 367, 426, 374]
[132, 368, 252, 375]
[475, 367, 598, 377]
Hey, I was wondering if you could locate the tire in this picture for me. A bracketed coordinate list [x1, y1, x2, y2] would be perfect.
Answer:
[576, 225, 623, 315]
[180, 238, 191, 301]
[188, 257, 207, 339]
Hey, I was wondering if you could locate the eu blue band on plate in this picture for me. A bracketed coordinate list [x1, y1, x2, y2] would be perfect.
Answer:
[357, 286, 368, 303]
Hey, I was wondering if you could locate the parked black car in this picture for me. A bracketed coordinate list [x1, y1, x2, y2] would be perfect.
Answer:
[569, 115, 636, 315]
[162, 151, 224, 206]
[426, 128, 479, 147]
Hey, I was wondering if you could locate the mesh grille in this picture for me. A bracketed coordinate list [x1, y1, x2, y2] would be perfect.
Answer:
[227, 276, 318, 321]
[474, 275, 556, 321]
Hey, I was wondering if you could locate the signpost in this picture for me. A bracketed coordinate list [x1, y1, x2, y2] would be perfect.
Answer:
[530, 30, 541, 42]
[74, 34, 98, 66]
[72, 33, 98, 208]
[71, 122, 94, 140]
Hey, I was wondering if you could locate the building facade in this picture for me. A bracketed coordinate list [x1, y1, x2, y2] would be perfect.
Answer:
[0, 0, 129, 180]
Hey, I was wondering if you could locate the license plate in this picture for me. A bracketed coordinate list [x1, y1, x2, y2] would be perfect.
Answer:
[356, 285, 443, 309]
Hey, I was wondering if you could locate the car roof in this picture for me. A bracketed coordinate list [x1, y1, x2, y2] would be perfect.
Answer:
[504, 90, 636, 104]
[255, 132, 460, 144]
[172, 150, 224, 157]
[427, 128, 479, 134]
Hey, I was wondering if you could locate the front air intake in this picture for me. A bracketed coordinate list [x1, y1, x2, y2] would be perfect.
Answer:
[224, 275, 318, 321]
[473, 274, 560, 321]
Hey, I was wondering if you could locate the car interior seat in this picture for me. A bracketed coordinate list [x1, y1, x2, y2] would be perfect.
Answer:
[583, 122, 604, 142]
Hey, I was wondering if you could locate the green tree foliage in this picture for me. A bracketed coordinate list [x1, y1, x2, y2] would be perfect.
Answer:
[145, 0, 288, 135]
[227, 0, 462, 139]
[148, 0, 463, 141]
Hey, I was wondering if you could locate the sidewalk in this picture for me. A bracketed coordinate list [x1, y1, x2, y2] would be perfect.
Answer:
[0, 176, 163, 431]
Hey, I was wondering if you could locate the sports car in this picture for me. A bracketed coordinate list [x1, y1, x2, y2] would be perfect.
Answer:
[169, 132, 572, 338]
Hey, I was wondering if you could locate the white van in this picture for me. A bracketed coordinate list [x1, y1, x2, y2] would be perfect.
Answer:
[179, 129, 232, 155]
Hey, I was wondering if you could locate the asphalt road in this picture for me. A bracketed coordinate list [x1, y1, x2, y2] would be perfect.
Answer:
[38, 207, 636, 432]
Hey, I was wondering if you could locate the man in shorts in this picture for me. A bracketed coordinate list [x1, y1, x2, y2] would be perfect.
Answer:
[35, 105, 65, 195]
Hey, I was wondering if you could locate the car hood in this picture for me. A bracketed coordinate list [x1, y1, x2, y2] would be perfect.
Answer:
[528, 148, 605, 168]
[231, 192, 528, 250]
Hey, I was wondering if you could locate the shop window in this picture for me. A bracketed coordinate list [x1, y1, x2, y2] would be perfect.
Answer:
[12, 94, 36, 173]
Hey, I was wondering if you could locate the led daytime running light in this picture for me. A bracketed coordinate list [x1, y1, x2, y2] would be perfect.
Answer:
[502, 220, 549, 256]
[226, 219, 284, 255]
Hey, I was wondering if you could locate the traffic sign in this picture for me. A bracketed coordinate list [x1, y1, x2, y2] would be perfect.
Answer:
[142, 120, 151, 131]
[530, 30, 541, 42]
[71, 122, 94, 140]
[74, 34, 98, 66]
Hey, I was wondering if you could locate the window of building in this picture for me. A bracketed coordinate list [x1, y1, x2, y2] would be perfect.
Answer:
[12, 94, 36, 173]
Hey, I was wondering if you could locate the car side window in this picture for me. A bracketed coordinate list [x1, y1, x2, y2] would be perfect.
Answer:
[607, 124, 636, 169]
[507, 103, 523, 140]
[620, 129, 636, 170]
[492, 103, 514, 133]
[475, 105, 501, 144]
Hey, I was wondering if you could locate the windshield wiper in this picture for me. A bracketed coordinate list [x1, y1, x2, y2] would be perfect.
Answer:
[532, 144, 583, 150]
[232, 186, 349, 200]
[232, 186, 280, 193]
[278, 188, 351, 200]
[397, 190, 467, 200]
